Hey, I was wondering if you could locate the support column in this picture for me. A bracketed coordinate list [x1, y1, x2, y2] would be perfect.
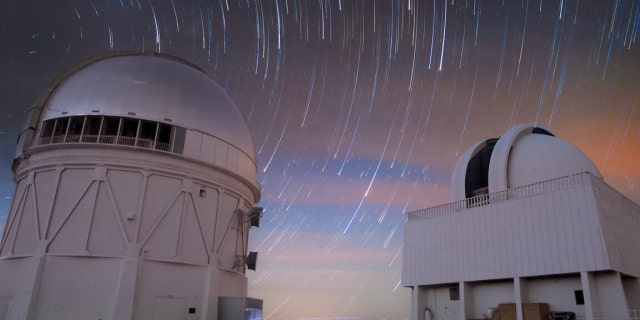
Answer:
[7, 242, 47, 320]
[513, 277, 526, 320]
[112, 244, 142, 319]
[581, 271, 597, 320]
[594, 272, 630, 320]
[18, 256, 45, 320]
[202, 253, 221, 320]
[460, 282, 473, 320]
[412, 286, 419, 320]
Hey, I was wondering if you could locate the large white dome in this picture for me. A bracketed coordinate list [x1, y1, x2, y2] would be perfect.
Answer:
[40, 54, 256, 162]
[451, 124, 602, 201]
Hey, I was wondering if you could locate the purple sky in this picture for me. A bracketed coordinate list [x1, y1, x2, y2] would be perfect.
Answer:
[1, 1, 639, 319]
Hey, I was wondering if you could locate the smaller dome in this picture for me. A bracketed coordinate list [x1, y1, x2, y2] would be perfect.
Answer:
[451, 124, 602, 201]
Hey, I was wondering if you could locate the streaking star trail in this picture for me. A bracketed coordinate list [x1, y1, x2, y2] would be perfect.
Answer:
[1, 1, 640, 319]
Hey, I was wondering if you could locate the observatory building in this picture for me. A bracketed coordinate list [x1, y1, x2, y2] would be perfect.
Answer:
[403, 124, 640, 320]
[0, 54, 263, 319]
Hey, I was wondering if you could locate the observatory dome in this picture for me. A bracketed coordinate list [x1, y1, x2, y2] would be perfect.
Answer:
[451, 124, 602, 201]
[40, 54, 256, 163]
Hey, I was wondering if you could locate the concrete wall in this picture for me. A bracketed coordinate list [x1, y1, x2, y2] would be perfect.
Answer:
[471, 281, 514, 318]
[526, 275, 583, 313]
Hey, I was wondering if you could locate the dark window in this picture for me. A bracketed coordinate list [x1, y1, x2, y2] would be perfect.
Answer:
[465, 138, 498, 198]
[101, 117, 120, 144]
[156, 124, 172, 151]
[41, 120, 55, 137]
[120, 119, 138, 137]
[66, 117, 84, 142]
[449, 287, 459, 301]
[188, 308, 196, 314]
[532, 127, 555, 136]
[199, 189, 206, 198]
[40, 119, 55, 144]
[52, 118, 69, 143]
[138, 121, 157, 148]
[38, 116, 184, 156]
[574, 290, 584, 305]
[118, 119, 138, 146]
[82, 116, 102, 142]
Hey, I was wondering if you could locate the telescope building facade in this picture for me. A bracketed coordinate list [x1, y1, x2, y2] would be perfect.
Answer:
[403, 124, 640, 320]
[0, 54, 263, 320]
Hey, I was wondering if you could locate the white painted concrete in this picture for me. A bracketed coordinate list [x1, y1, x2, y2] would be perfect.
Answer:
[404, 125, 640, 320]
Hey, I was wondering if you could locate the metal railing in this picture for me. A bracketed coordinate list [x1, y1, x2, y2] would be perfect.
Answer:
[407, 172, 597, 221]
[38, 134, 169, 153]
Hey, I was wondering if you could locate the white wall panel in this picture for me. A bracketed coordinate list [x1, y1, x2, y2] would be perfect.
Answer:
[183, 129, 203, 159]
[471, 281, 514, 317]
[403, 183, 611, 286]
[592, 181, 640, 278]
[106, 169, 143, 242]
[138, 174, 182, 242]
[37, 257, 120, 319]
[526, 276, 582, 312]
[201, 133, 217, 162]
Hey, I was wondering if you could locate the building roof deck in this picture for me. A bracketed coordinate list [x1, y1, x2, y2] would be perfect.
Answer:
[407, 172, 609, 221]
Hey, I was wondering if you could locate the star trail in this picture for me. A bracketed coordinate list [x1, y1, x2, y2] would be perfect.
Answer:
[1, 1, 640, 319]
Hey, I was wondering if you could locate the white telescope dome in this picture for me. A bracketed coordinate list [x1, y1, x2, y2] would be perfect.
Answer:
[41, 54, 256, 163]
[451, 124, 602, 201]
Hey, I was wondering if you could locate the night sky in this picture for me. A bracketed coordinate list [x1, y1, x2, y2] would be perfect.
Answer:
[1, 1, 640, 319]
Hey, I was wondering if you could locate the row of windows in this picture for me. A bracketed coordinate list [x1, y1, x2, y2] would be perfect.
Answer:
[38, 115, 186, 154]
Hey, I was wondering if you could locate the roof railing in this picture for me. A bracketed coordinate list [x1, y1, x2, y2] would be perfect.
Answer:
[407, 172, 598, 221]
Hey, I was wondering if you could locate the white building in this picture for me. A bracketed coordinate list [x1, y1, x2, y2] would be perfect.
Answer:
[402, 124, 640, 320]
[0, 54, 263, 320]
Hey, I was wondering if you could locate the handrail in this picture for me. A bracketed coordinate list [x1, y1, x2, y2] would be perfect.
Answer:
[39, 134, 164, 152]
[407, 172, 598, 221]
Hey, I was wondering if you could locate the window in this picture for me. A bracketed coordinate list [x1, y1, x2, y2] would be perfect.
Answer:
[138, 121, 157, 148]
[82, 117, 102, 142]
[574, 290, 584, 305]
[449, 287, 459, 301]
[101, 117, 120, 144]
[38, 115, 185, 156]
[52, 118, 69, 143]
[119, 119, 138, 146]
[66, 117, 85, 142]
[40, 119, 55, 144]
[157, 124, 172, 151]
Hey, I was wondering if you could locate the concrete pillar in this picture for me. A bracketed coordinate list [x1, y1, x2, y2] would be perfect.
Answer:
[201, 252, 221, 320]
[514, 277, 526, 320]
[581, 271, 597, 320]
[7, 254, 45, 320]
[459, 282, 474, 320]
[112, 245, 141, 319]
[413, 286, 419, 320]
[595, 272, 630, 320]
